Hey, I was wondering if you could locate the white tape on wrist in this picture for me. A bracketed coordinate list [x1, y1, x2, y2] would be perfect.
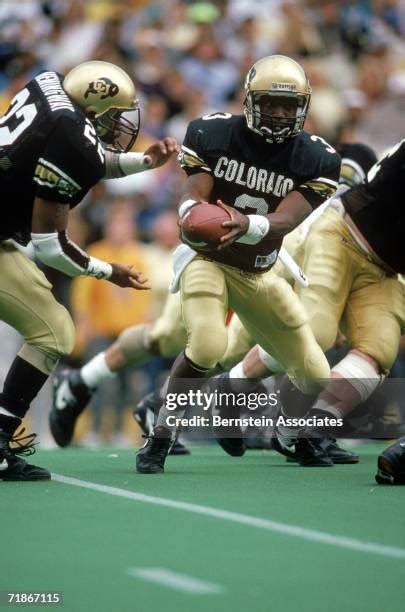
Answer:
[86, 257, 113, 280]
[104, 150, 147, 178]
[179, 199, 198, 218]
[236, 215, 270, 245]
[118, 152, 148, 175]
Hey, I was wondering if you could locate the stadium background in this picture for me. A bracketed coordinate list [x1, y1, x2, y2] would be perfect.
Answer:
[1, 2, 405, 610]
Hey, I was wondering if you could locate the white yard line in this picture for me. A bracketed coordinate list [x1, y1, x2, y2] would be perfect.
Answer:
[52, 473, 405, 560]
[127, 567, 223, 594]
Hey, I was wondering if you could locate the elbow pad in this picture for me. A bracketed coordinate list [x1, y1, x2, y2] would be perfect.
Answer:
[31, 231, 112, 279]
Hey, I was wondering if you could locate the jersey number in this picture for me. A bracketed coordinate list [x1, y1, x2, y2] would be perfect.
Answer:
[0, 88, 37, 146]
[310, 134, 336, 154]
[202, 112, 232, 121]
[83, 119, 105, 163]
[234, 194, 269, 215]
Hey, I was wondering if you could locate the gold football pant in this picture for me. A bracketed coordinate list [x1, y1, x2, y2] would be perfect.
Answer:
[180, 256, 330, 390]
[0, 244, 75, 374]
[296, 208, 405, 372]
[148, 291, 187, 357]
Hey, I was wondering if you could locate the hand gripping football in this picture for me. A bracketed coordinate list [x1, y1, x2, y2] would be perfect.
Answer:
[181, 202, 231, 249]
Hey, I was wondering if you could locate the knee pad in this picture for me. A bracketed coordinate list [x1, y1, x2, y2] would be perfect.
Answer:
[18, 303, 76, 374]
[332, 350, 384, 402]
[187, 324, 228, 369]
[117, 323, 153, 365]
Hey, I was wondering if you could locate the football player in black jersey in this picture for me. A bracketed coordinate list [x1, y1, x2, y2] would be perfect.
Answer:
[48, 144, 371, 463]
[0, 60, 178, 480]
[262, 139, 405, 467]
[136, 54, 341, 474]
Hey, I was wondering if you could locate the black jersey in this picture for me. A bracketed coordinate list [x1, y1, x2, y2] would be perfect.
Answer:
[342, 139, 405, 273]
[179, 113, 340, 272]
[0, 71, 105, 244]
[337, 143, 377, 188]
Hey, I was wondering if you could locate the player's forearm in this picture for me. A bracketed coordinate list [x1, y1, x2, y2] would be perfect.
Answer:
[31, 230, 112, 279]
[266, 191, 313, 238]
[103, 150, 151, 178]
[178, 173, 214, 217]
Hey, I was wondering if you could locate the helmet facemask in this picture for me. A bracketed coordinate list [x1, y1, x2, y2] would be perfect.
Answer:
[94, 105, 140, 152]
[244, 91, 310, 144]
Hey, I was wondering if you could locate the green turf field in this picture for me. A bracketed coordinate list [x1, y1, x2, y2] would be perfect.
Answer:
[1, 444, 404, 612]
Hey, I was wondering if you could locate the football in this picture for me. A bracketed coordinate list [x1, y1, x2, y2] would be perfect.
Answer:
[181, 202, 231, 249]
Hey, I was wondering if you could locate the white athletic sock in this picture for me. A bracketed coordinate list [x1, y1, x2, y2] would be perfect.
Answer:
[229, 362, 246, 379]
[80, 352, 116, 389]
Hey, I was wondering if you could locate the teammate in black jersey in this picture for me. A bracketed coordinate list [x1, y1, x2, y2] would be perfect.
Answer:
[264, 139, 405, 468]
[0, 60, 178, 481]
[136, 54, 341, 474]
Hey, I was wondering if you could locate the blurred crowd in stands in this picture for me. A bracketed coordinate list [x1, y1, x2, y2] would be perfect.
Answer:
[1, 0, 405, 445]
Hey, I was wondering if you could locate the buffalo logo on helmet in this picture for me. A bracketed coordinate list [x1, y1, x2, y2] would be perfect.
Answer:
[84, 77, 119, 100]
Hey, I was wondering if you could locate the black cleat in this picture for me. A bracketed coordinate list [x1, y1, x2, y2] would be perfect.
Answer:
[49, 369, 93, 447]
[209, 373, 246, 457]
[294, 437, 334, 467]
[133, 392, 191, 456]
[132, 392, 156, 436]
[285, 438, 359, 464]
[323, 438, 359, 464]
[170, 440, 191, 455]
[136, 426, 173, 474]
[375, 437, 405, 485]
[271, 429, 333, 466]
[0, 429, 50, 481]
[216, 437, 246, 457]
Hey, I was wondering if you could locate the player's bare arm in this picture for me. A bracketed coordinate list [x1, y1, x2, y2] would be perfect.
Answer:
[265, 190, 312, 237]
[177, 172, 215, 219]
[31, 197, 149, 290]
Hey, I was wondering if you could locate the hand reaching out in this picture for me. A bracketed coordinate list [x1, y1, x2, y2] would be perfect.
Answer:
[109, 263, 150, 289]
[144, 137, 180, 169]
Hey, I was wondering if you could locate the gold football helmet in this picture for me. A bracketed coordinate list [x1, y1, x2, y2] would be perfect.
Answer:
[63, 60, 140, 151]
[244, 55, 311, 144]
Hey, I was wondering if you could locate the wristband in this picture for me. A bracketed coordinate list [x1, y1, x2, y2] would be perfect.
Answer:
[86, 257, 113, 280]
[236, 215, 270, 245]
[179, 199, 198, 218]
